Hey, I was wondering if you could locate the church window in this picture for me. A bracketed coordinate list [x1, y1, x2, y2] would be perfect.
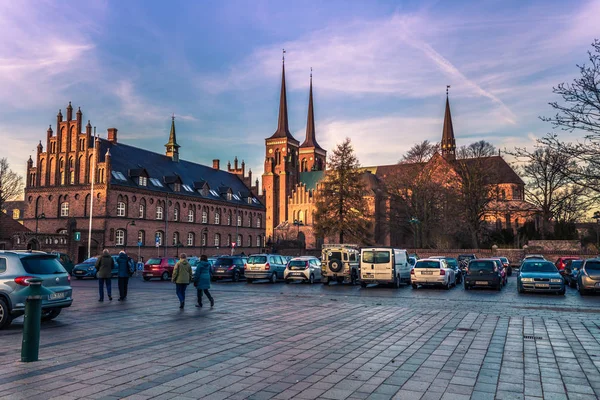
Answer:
[202, 210, 208, 224]
[215, 212, 220, 225]
[156, 206, 163, 220]
[117, 202, 126, 217]
[60, 202, 69, 217]
[173, 205, 179, 221]
[188, 209, 194, 222]
[257, 215, 262, 228]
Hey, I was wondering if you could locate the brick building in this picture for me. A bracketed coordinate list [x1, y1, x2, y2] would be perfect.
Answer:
[23, 103, 265, 263]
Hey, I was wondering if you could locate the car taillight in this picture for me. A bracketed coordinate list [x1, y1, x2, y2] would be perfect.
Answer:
[265, 262, 270, 270]
[440, 269, 446, 276]
[227, 266, 234, 270]
[305, 261, 309, 270]
[15, 276, 35, 286]
[67, 275, 71, 282]
[244, 263, 248, 270]
[410, 269, 415, 275]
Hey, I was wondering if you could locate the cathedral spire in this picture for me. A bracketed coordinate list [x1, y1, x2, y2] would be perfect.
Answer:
[441, 86, 456, 160]
[268, 50, 296, 140]
[165, 114, 180, 162]
[301, 69, 323, 150]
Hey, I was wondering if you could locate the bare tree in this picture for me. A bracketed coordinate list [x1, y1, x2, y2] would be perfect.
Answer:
[539, 39, 600, 194]
[457, 140, 497, 159]
[0, 158, 24, 213]
[313, 138, 372, 244]
[400, 140, 440, 164]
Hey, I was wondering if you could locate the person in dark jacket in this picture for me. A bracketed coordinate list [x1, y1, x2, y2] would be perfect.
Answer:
[95, 249, 115, 301]
[116, 250, 132, 301]
[193, 255, 214, 308]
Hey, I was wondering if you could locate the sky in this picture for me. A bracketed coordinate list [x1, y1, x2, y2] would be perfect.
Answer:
[0, 0, 599, 186]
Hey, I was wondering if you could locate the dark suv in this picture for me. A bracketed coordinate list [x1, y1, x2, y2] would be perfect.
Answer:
[0, 251, 73, 329]
[212, 256, 247, 282]
[464, 259, 502, 291]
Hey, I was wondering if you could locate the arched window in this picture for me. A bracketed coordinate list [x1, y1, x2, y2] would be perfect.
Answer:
[173, 205, 179, 222]
[60, 202, 69, 217]
[139, 199, 146, 219]
[202, 232, 207, 247]
[227, 210, 232, 225]
[256, 236, 261, 247]
[138, 230, 145, 246]
[237, 234, 242, 247]
[301, 158, 307, 172]
[172, 232, 179, 246]
[156, 205, 163, 220]
[237, 214, 242, 227]
[115, 229, 125, 246]
[68, 157, 75, 184]
[214, 211, 220, 225]
[227, 234, 232, 248]
[248, 215, 252, 227]
[117, 201, 126, 217]
[188, 209, 194, 222]
[275, 148, 281, 165]
[155, 231, 163, 246]
[298, 210, 304, 223]
[248, 235, 252, 247]
[187, 232, 194, 246]
[202, 210, 208, 224]
[257, 215, 262, 228]
[214, 233, 220, 247]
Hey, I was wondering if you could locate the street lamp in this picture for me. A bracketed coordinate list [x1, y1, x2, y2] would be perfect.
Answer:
[293, 219, 303, 239]
[35, 213, 45, 234]
[124, 220, 136, 250]
[409, 217, 420, 249]
[175, 241, 183, 257]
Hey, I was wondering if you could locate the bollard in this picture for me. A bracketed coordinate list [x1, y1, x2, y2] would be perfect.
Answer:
[20, 278, 53, 362]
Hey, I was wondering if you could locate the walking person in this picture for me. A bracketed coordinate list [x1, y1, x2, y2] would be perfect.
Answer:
[95, 249, 115, 302]
[193, 255, 214, 308]
[172, 253, 192, 309]
[116, 250, 132, 301]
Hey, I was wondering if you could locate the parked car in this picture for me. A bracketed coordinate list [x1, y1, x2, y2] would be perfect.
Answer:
[523, 254, 545, 261]
[408, 256, 417, 267]
[464, 259, 503, 291]
[555, 257, 581, 275]
[411, 258, 455, 289]
[498, 257, 512, 276]
[490, 258, 507, 286]
[457, 254, 476, 270]
[245, 254, 287, 283]
[72, 255, 119, 279]
[576, 258, 600, 295]
[321, 244, 360, 285]
[0, 251, 73, 329]
[564, 259, 584, 288]
[430, 257, 462, 284]
[517, 260, 565, 295]
[212, 256, 247, 282]
[360, 248, 411, 288]
[51, 252, 74, 275]
[143, 257, 177, 281]
[284, 256, 322, 284]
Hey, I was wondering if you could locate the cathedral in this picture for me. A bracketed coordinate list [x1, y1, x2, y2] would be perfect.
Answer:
[262, 59, 538, 249]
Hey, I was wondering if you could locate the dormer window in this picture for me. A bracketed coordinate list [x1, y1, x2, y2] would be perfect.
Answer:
[227, 193, 232, 201]
[174, 183, 181, 192]
[138, 176, 147, 186]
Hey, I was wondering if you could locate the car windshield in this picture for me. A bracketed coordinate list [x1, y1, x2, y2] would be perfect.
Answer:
[147, 258, 162, 265]
[327, 251, 342, 260]
[215, 258, 234, 266]
[289, 260, 307, 267]
[248, 256, 267, 264]
[469, 261, 495, 271]
[362, 251, 390, 264]
[570, 260, 584, 269]
[446, 258, 458, 268]
[21, 255, 66, 274]
[520, 262, 557, 273]
[585, 261, 600, 271]
[415, 260, 440, 269]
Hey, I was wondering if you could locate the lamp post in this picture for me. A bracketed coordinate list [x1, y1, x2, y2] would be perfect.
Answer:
[124, 220, 136, 250]
[35, 213, 45, 234]
[201, 227, 208, 256]
[593, 211, 600, 251]
[175, 241, 183, 257]
[293, 219, 303, 238]
[409, 217, 420, 249]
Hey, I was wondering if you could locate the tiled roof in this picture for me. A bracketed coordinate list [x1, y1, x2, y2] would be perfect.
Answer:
[99, 139, 264, 209]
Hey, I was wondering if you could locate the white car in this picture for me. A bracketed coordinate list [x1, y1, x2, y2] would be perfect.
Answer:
[284, 256, 321, 284]
[411, 258, 456, 289]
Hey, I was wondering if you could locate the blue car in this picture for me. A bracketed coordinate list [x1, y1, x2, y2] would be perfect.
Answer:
[517, 260, 565, 295]
[72, 256, 120, 279]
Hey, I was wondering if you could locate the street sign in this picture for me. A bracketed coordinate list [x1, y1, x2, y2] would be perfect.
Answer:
[155, 242, 160, 248]
[137, 241, 143, 247]
[74, 232, 81, 241]
[231, 242, 236, 248]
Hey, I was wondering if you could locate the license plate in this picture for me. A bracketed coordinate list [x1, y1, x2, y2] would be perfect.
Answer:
[292, 272, 303, 276]
[75, 271, 83, 274]
[364, 273, 374, 278]
[251, 267, 260, 270]
[217, 269, 225, 273]
[49, 292, 65, 300]
[476, 281, 488, 285]
[421, 271, 433, 275]
[536, 284, 549, 288]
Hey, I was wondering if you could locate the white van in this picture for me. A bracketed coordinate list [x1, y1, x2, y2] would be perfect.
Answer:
[360, 248, 410, 288]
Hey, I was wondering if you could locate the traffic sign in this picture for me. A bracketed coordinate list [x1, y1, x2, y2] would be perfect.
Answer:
[74, 232, 81, 241]
[231, 242, 236, 248]
[137, 241, 143, 247]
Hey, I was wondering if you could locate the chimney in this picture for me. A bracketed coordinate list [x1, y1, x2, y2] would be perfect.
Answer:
[107, 128, 118, 143]
[213, 159, 220, 170]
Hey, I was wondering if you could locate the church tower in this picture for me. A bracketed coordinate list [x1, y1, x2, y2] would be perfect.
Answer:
[299, 70, 326, 172]
[262, 52, 300, 241]
[441, 87, 456, 161]
[165, 115, 180, 162]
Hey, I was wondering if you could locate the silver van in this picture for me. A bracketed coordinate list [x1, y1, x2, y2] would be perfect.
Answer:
[360, 247, 410, 288]
[244, 254, 287, 283]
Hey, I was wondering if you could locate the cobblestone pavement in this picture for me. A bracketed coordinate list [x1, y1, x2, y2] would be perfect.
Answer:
[1, 276, 600, 400]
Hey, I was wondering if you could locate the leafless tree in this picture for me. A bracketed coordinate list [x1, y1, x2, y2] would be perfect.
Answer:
[400, 140, 440, 164]
[0, 158, 24, 213]
[457, 140, 497, 159]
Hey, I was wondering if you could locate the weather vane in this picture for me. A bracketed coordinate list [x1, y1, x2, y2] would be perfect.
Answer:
[446, 85, 451, 96]
[282, 48, 286, 63]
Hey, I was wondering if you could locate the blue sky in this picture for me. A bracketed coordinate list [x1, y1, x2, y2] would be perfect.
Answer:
[1, 0, 599, 183]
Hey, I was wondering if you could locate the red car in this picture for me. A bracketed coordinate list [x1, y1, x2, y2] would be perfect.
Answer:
[491, 258, 507, 286]
[555, 257, 581, 274]
[143, 257, 177, 281]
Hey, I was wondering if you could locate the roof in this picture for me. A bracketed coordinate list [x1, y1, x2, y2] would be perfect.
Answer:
[300, 74, 324, 151]
[454, 156, 524, 185]
[299, 171, 325, 191]
[267, 61, 297, 142]
[0, 212, 30, 239]
[98, 139, 264, 209]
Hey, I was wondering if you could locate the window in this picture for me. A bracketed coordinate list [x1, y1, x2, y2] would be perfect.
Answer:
[111, 171, 127, 181]
[214, 233, 220, 247]
[173, 207, 179, 221]
[173, 183, 181, 192]
[209, 189, 219, 197]
[115, 229, 125, 246]
[187, 232, 194, 246]
[138, 230, 145, 246]
[248, 215, 252, 227]
[237, 234, 242, 247]
[60, 202, 69, 217]
[69, 171, 75, 184]
[117, 202, 126, 217]
[150, 178, 163, 187]
[257, 215, 262, 228]
[138, 176, 147, 186]
[256, 236, 261, 247]
[139, 203, 145, 219]
[173, 232, 179, 246]
[202, 232, 207, 247]
[227, 234, 232, 247]
[156, 206, 163, 220]
[12, 209, 20, 219]
[227, 192, 232, 201]
[227, 212, 232, 226]
[202, 210, 208, 224]
[155, 231, 163, 246]
[188, 209, 194, 222]
[0, 258, 6, 273]
[237, 215, 242, 227]
[214, 212, 220, 225]
[182, 184, 193, 192]
[248, 235, 252, 247]
[232, 194, 241, 201]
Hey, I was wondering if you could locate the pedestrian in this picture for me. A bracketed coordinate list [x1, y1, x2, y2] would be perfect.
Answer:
[116, 250, 133, 301]
[95, 249, 115, 302]
[193, 255, 214, 308]
[172, 253, 192, 309]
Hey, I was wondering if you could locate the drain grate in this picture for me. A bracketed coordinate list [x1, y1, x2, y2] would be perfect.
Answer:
[524, 335, 543, 340]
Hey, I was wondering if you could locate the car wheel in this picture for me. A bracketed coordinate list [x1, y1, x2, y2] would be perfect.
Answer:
[246, 278, 254, 284]
[497, 283, 502, 291]
[143, 276, 151, 281]
[41, 308, 62, 321]
[309, 274, 315, 284]
[445, 281, 450, 290]
[329, 259, 343, 273]
[285, 279, 290, 284]
[569, 280, 576, 289]
[232, 271, 240, 282]
[161, 272, 169, 281]
[270, 273, 277, 284]
[412, 284, 418, 289]
[351, 273, 357, 285]
[558, 288, 566, 296]
[579, 285, 587, 296]
[322, 277, 328, 285]
[361, 282, 367, 288]
[464, 284, 469, 291]
[517, 284, 524, 294]
[0, 298, 13, 329]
